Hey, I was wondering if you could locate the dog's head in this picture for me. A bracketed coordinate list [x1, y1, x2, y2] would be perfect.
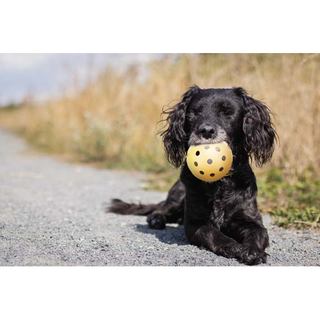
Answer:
[161, 86, 277, 168]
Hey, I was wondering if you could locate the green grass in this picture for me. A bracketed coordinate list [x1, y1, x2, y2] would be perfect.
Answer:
[258, 168, 320, 229]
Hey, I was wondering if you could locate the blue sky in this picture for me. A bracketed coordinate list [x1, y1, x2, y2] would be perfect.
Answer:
[0, 54, 157, 105]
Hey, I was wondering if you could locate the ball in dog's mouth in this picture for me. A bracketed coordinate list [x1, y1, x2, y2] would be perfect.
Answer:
[186, 142, 233, 182]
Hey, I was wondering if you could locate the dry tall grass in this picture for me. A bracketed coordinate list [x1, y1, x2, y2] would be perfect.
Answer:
[1, 54, 320, 179]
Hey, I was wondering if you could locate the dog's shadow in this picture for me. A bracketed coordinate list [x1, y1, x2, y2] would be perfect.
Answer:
[135, 224, 189, 246]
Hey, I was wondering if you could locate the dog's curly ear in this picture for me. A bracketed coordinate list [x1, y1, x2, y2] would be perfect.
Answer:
[160, 85, 200, 168]
[237, 88, 277, 167]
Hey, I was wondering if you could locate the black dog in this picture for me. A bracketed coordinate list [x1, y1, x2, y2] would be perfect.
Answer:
[109, 86, 277, 265]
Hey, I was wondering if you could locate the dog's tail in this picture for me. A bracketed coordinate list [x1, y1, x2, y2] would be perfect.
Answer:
[107, 198, 164, 216]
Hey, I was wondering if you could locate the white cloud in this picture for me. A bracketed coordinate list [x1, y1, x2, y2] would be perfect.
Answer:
[0, 54, 161, 105]
[0, 54, 52, 71]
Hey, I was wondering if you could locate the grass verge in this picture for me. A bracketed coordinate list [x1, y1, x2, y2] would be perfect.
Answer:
[258, 168, 320, 229]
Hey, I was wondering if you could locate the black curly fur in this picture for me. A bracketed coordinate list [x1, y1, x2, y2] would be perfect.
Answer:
[160, 85, 200, 168]
[242, 94, 278, 167]
[107, 86, 277, 265]
[109, 199, 163, 216]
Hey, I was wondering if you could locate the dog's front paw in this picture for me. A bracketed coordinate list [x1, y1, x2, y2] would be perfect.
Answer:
[240, 246, 268, 266]
[215, 241, 243, 259]
[147, 213, 166, 229]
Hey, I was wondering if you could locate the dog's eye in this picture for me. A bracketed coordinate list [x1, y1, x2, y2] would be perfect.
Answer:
[189, 108, 201, 118]
[220, 107, 234, 117]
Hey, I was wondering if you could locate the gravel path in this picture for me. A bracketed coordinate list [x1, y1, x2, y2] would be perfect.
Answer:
[0, 129, 319, 266]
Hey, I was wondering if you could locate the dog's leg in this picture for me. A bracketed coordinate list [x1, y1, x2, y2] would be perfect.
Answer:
[184, 221, 243, 260]
[108, 179, 185, 229]
[147, 179, 185, 229]
[224, 218, 269, 265]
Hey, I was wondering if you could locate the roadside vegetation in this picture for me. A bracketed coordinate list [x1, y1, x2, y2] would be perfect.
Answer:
[0, 54, 319, 229]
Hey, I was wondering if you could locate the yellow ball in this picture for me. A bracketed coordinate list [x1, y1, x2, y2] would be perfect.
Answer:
[186, 142, 233, 182]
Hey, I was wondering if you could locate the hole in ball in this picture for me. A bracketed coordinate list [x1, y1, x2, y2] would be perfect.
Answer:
[215, 147, 221, 152]
[196, 151, 200, 156]
[210, 173, 215, 177]
[219, 167, 224, 172]
[204, 145, 210, 149]
[199, 171, 204, 175]
[207, 159, 213, 164]
[194, 161, 198, 167]
[222, 155, 226, 161]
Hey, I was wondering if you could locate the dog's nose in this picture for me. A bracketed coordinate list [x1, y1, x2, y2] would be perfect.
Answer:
[198, 124, 216, 139]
